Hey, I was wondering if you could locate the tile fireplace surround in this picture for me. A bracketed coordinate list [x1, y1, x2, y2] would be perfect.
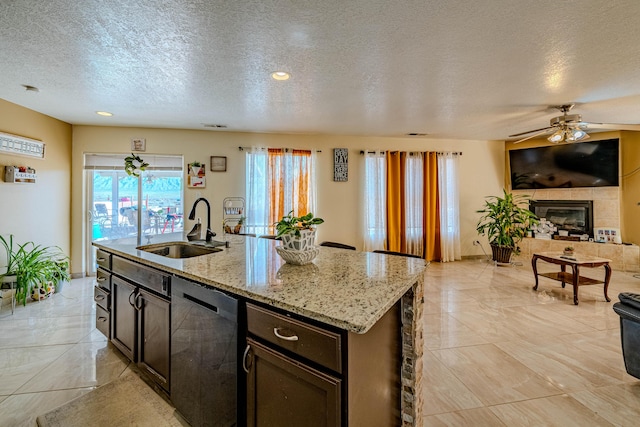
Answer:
[510, 188, 639, 272]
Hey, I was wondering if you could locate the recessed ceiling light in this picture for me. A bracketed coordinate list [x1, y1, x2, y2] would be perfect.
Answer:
[406, 133, 428, 137]
[271, 71, 290, 81]
[96, 111, 113, 117]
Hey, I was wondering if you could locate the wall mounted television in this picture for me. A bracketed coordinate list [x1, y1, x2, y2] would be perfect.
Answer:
[509, 138, 619, 189]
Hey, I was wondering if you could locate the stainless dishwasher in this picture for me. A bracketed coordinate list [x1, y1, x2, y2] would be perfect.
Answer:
[171, 277, 238, 426]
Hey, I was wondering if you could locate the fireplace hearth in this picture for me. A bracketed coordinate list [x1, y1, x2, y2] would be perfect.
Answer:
[529, 200, 594, 237]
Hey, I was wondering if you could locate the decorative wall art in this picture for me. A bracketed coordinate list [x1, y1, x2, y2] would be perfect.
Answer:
[210, 156, 227, 172]
[187, 161, 206, 188]
[0, 131, 45, 158]
[333, 148, 348, 181]
[130, 138, 146, 152]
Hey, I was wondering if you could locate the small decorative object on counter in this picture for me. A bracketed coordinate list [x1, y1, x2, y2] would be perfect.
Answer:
[274, 211, 324, 264]
[563, 246, 575, 256]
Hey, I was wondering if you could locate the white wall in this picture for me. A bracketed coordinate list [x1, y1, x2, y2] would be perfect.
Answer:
[0, 99, 72, 269]
[72, 126, 504, 274]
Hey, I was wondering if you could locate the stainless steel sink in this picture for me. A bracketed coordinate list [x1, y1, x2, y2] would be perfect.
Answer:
[137, 242, 222, 259]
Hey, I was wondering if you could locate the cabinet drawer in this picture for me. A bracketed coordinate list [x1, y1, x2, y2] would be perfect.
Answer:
[112, 256, 170, 296]
[94, 286, 110, 310]
[247, 303, 342, 373]
[96, 305, 110, 338]
[96, 267, 111, 291]
[96, 249, 111, 270]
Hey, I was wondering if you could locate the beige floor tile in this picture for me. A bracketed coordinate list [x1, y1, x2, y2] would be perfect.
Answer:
[489, 394, 614, 426]
[16, 340, 130, 393]
[0, 344, 73, 395]
[422, 351, 484, 415]
[423, 407, 507, 426]
[432, 343, 564, 406]
[0, 388, 92, 427]
[424, 312, 492, 350]
[570, 383, 640, 426]
[0, 314, 96, 349]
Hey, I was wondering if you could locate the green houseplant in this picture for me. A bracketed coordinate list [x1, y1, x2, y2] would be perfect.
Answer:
[275, 211, 324, 252]
[476, 189, 539, 263]
[1, 234, 70, 305]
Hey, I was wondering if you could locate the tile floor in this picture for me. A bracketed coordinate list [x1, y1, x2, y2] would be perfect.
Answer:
[1, 258, 639, 426]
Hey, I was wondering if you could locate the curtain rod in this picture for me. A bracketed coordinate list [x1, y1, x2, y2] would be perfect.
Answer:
[359, 150, 462, 155]
[239, 146, 321, 153]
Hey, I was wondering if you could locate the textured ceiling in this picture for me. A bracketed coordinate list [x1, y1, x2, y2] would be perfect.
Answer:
[1, 0, 640, 140]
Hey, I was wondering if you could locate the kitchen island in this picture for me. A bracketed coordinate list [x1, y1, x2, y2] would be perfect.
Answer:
[93, 235, 425, 426]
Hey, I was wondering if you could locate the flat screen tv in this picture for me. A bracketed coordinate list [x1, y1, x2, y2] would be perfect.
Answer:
[509, 138, 619, 189]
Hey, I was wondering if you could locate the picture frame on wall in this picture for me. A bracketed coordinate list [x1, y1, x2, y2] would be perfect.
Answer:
[187, 162, 206, 188]
[210, 156, 227, 172]
[131, 138, 146, 152]
[333, 148, 348, 181]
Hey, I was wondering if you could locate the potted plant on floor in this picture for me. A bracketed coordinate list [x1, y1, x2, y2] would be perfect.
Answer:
[1, 234, 70, 305]
[476, 189, 539, 264]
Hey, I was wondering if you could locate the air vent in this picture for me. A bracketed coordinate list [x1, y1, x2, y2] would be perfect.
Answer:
[21, 84, 39, 92]
[203, 124, 228, 129]
[406, 133, 428, 136]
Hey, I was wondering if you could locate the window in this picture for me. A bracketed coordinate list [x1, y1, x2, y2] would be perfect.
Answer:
[245, 148, 317, 236]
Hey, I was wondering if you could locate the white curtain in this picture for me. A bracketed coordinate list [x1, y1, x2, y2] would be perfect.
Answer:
[405, 153, 424, 257]
[438, 152, 461, 262]
[245, 148, 270, 236]
[363, 151, 386, 251]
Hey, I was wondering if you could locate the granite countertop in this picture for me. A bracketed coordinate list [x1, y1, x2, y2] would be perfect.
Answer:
[94, 234, 426, 334]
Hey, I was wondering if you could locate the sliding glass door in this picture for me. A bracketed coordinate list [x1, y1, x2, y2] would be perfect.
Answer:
[85, 154, 183, 274]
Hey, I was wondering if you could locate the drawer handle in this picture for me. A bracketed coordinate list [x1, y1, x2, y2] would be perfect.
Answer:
[96, 257, 106, 262]
[95, 294, 105, 301]
[97, 316, 108, 322]
[242, 344, 252, 374]
[96, 277, 107, 282]
[273, 327, 299, 342]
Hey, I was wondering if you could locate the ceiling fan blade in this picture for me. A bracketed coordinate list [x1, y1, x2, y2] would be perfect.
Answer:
[582, 122, 640, 131]
[508, 126, 555, 138]
[510, 128, 555, 144]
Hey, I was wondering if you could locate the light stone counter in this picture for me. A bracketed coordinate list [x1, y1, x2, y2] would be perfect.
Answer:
[94, 234, 426, 334]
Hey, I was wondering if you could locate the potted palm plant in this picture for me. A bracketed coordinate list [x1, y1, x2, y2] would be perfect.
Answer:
[476, 189, 539, 264]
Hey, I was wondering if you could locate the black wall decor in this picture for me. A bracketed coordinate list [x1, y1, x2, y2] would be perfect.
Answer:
[333, 148, 348, 181]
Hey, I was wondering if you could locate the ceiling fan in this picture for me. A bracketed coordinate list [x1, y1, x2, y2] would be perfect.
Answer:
[508, 104, 640, 144]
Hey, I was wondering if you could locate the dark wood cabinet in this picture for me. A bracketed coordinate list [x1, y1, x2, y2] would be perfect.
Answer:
[111, 276, 137, 361]
[137, 288, 170, 391]
[246, 338, 341, 427]
[108, 254, 171, 393]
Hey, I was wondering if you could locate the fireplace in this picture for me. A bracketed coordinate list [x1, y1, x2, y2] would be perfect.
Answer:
[529, 200, 594, 237]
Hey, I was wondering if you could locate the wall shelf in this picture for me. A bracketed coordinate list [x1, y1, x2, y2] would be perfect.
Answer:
[4, 166, 36, 183]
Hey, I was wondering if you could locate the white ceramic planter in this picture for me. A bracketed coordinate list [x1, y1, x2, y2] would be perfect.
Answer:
[280, 229, 317, 252]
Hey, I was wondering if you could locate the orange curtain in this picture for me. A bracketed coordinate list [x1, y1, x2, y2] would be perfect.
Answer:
[386, 151, 407, 252]
[267, 148, 312, 232]
[423, 152, 441, 261]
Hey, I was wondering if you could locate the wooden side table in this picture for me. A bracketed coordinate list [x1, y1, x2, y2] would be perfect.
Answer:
[531, 252, 612, 305]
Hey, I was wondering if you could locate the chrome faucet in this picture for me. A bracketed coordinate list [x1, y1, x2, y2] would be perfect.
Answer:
[188, 197, 216, 242]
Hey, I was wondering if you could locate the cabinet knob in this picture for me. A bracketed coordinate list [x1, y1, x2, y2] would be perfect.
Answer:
[273, 327, 299, 341]
[96, 277, 107, 282]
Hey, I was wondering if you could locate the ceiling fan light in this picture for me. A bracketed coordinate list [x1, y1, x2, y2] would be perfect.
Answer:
[548, 130, 564, 143]
[571, 128, 588, 140]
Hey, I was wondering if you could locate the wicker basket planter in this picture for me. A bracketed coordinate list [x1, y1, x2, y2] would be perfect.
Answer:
[491, 244, 514, 264]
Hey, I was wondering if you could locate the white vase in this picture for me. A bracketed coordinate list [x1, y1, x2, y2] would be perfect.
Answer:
[280, 229, 316, 252]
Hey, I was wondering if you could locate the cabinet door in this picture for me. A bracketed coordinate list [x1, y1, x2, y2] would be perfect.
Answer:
[246, 339, 341, 427]
[111, 277, 137, 361]
[137, 288, 171, 392]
